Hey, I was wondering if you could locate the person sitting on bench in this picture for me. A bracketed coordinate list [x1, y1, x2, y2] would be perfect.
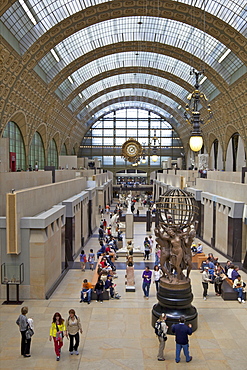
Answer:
[197, 243, 203, 253]
[80, 279, 93, 304]
[104, 275, 121, 299]
[233, 275, 245, 304]
[231, 266, 240, 281]
[97, 241, 106, 258]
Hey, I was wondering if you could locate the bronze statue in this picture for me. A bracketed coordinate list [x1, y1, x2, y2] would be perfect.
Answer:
[154, 224, 196, 282]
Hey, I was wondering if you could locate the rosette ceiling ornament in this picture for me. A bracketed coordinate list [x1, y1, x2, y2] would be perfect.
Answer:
[121, 138, 143, 163]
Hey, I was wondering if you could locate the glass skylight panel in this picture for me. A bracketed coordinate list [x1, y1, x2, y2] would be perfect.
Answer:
[1, 1, 246, 56]
[57, 51, 217, 100]
[78, 88, 185, 117]
[36, 17, 243, 85]
[172, 0, 246, 34]
[92, 102, 173, 122]
[72, 73, 188, 107]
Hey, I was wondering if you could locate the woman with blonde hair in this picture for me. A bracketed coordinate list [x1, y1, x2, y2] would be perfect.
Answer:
[49, 312, 66, 361]
[16, 306, 32, 357]
[155, 313, 168, 361]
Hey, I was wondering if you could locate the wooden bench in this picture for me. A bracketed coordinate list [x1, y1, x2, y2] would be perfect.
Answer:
[90, 256, 109, 300]
[221, 277, 246, 301]
[192, 253, 206, 269]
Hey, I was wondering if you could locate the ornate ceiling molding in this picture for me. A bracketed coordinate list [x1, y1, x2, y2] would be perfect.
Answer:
[19, 1, 246, 69]
[64, 67, 193, 106]
[72, 83, 185, 117]
[48, 42, 227, 94]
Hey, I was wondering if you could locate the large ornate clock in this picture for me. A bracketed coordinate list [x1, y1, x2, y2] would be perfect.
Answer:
[121, 138, 143, 163]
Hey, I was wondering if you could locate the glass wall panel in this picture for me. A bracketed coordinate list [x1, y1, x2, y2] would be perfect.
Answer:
[3, 121, 26, 171]
[78, 108, 183, 168]
[115, 129, 126, 137]
[47, 139, 58, 168]
[103, 156, 113, 165]
[29, 132, 45, 169]
[60, 143, 67, 155]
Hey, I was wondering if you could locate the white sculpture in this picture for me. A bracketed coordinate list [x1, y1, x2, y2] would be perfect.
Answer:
[126, 191, 132, 213]
[198, 154, 209, 170]
[111, 213, 119, 237]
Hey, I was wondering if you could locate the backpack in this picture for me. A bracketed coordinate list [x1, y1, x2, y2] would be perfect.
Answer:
[155, 321, 163, 337]
[155, 321, 167, 340]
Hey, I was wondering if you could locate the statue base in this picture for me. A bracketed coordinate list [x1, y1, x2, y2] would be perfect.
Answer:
[117, 248, 143, 257]
[151, 277, 198, 334]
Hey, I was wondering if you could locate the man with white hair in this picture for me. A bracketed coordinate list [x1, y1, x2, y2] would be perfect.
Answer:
[202, 267, 211, 300]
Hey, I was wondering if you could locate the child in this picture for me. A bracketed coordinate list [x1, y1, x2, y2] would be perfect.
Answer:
[79, 249, 87, 271]
[88, 249, 95, 271]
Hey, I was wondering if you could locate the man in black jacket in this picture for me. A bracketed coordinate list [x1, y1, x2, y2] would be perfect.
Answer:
[171, 316, 192, 363]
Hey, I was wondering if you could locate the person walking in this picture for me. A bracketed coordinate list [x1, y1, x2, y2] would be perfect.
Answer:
[16, 306, 32, 357]
[142, 266, 152, 299]
[65, 309, 83, 355]
[49, 312, 66, 361]
[154, 244, 161, 265]
[153, 265, 162, 292]
[171, 316, 192, 363]
[155, 313, 168, 361]
[88, 249, 95, 270]
[79, 249, 87, 271]
[143, 237, 151, 260]
[202, 266, 211, 300]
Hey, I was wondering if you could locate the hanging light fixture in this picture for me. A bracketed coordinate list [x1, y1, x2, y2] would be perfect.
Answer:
[184, 69, 212, 152]
[151, 130, 159, 162]
[141, 142, 146, 163]
[184, 0, 212, 152]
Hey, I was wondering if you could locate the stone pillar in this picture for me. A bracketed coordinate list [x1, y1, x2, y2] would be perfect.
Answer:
[146, 210, 151, 232]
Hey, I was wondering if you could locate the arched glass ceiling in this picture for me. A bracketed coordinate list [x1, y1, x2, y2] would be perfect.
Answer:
[70, 74, 189, 112]
[87, 101, 180, 126]
[37, 17, 243, 84]
[57, 52, 217, 100]
[1, 0, 246, 52]
[76, 89, 183, 120]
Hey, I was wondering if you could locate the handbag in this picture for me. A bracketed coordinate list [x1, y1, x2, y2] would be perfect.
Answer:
[56, 324, 64, 342]
[26, 323, 34, 340]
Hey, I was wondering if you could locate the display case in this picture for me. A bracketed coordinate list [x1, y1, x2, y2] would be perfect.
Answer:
[1, 263, 24, 284]
[1, 263, 24, 304]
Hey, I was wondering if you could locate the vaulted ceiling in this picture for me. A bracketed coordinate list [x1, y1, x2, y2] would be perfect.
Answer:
[0, 0, 246, 149]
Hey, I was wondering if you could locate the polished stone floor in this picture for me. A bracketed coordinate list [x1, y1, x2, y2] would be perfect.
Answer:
[1, 208, 247, 370]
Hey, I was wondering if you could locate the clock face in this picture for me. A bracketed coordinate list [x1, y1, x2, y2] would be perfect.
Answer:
[126, 143, 138, 157]
[122, 138, 143, 163]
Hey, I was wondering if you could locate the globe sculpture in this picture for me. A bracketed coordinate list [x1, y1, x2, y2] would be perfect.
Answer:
[152, 188, 199, 333]
[157, 188, 199, 229]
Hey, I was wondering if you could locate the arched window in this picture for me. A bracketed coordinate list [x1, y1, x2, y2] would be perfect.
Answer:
[60, 143, 67, 156]
[47, 139, 58, 168]
[225, 133, 240, 172]
[29, 132, 45, 170]
[79, 108, 183, 168]
[3, 121, 26, 170]
[213, 139, 218, 170]
[231, 133, 239, 172]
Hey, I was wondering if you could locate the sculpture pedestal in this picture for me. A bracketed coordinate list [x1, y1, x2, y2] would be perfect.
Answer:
[125, 265, 135, 292]
[117, 248, 143, 257]
[152, 278, 198, 333]
[125, 213, 134, 239]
